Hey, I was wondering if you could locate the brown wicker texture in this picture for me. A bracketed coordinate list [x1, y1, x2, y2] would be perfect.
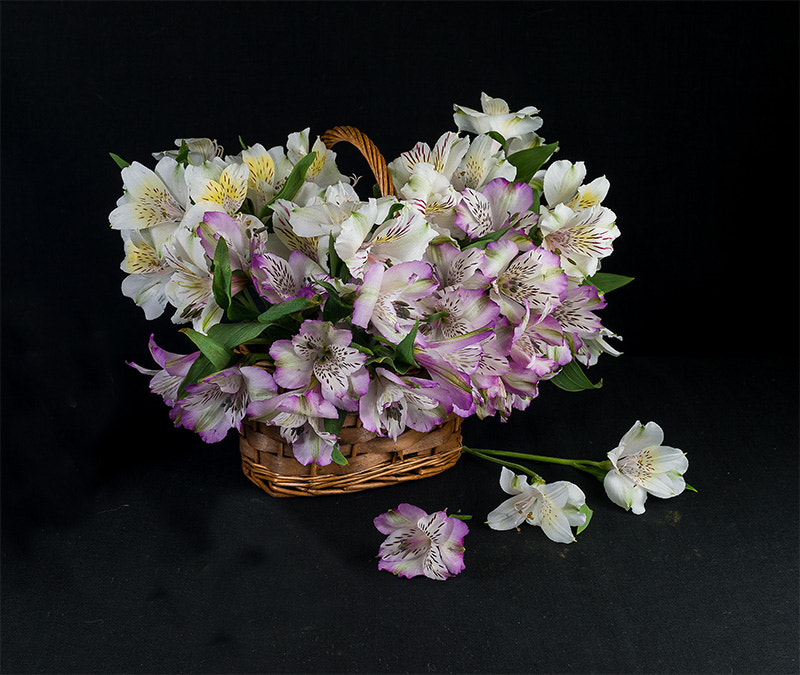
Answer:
[321, 125, 398, 198]
[240, 414, 463, 497]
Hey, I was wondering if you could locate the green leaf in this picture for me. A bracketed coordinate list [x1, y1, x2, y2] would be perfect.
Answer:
[450, 514, 473, 521]
[323, 408, 348, 436]
[174, 140, 190, 166]
[180, 328, 233, 371]
[576, 504, 593, 535]
[684, 483, 698, 493]
[177, 354, 218, 398]
[257, 151, 317, 220]
[272, 152, 316, 203]
[206, 322, 267, 349]
[531, 189, 541, 215]
[507, 142, 559, 184]
[239, 135, 248, 150]
[486, 131, 508, 150]
[109, 152, 130, 169]
[585, 273, 634, 294]
[372, 184, 382, 198]
[211, 238, 232, 311]
[393, 321, 419, 374]
[462, 224, 513, 250]
[314, 279, 353, 325]
[257, 296, 318, 325]
[550, 360, 603, 392]
[384, 202, 405, 222]
[330, 446, 349, 466]
[327, 234, 345, 280]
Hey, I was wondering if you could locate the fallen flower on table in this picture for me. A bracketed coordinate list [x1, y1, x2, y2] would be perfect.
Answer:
[374, 504, 468, 581]
[487, 466, 589, 543]
[603, 420, 689, 515]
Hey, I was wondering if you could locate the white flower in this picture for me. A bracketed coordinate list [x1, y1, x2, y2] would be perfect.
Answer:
[453, 93, 543, 141]
[487, 467, 587, 543]
[604, 421, 688, 515]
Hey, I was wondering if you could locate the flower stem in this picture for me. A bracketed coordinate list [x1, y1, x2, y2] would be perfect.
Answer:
[462, 447, 545, 484]
[463, 447, 610, 481]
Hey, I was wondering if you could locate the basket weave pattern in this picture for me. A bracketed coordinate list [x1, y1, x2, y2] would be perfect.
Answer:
[240, 414, 463, 497]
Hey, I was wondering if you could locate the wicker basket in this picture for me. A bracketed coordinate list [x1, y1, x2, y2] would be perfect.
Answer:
[240, 414, 463, 497]
[237, 126, 463, 497]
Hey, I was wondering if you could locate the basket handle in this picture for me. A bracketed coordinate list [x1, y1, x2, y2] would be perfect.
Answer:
[320, 126, 397, 198]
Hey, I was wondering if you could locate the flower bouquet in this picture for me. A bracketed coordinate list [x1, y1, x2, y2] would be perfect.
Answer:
[111, 93, 631, 494]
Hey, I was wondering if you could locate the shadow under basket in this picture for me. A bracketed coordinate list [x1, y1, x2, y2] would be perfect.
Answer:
[239, 414, 463, 497]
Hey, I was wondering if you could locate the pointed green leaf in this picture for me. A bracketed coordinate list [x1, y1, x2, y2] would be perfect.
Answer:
[177, 354, 218, 398]
[486, 131, 508, 150]
[550, 360, 603, 392]
[207, 322, 267, 349]
[212, 238, 232, 311]
[257, 296, 318, 325]
[180, 328, 233, 371]
[239, 135, 248, 150]
[576, 504, 593, 535]
[330, 445, 349, 466]
[393, 321, 420, 374]
[507, 142, 559, 184]
[323, 408, 348, 436]
[462, 224, 513, 250]
[109, 152, 130, 169]
[684, 483, 698, 493]
[585, 273, 634, 294]
[174, 140, 190, 166]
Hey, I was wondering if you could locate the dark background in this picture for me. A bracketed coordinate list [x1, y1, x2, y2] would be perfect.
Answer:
[2, 2, 798, 673]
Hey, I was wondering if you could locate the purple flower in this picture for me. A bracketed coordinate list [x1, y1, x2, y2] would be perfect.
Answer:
[358, 368, 449, 441]
[250, 249, 327, 304]
[374, 504, 468, 581]
[269, 320, 369, 411]
[173, 364, 278, 443]
[454, 177, 538, 239]
[128, 334, 199, 406]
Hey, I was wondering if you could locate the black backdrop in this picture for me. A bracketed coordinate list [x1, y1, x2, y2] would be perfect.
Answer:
[2, 2, 798, 674]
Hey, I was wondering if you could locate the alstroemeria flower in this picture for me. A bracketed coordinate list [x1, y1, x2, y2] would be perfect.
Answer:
[250, 249, 327, 304]
[551, 283, 607, 353]
[388, 131, 469, 189]
[424, 242, 485, 291]
[575, 327, 623, 368]
[451, 134, 516, 191]
[487, 467, 587, 543]
[173, 364, 278, 443]
[269, 320, 369, 411]
[539, 203, 620, 280]
[154, 138, 222, 166]
[352, 261, 438, 344]
[453, 93, 543, 141]
[335, 205, 437, 279]
[119, 226, 176, 319]
[374, 504, 468, 581]
[399, 163, 461, 236]
[604, 421, 688, 515]
[128, 335, 199, 405]
[454, 177, 538, 239]
[359, 368, 449, 441]
[286, 128, 349, 187]
[185, 161, 249, 215]
[421, 287, 501, 340]
[239, 142, 293, 212]
[247, 389, 341, 466]
[163, 226, 225, 333]
[543, 160, 610, 210]
[109, 157, 189, 231]
[481, 239, 568, 322]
